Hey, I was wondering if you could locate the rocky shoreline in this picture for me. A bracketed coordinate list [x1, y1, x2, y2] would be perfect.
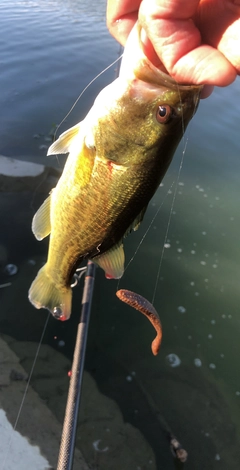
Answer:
[0, 336, 89, 470]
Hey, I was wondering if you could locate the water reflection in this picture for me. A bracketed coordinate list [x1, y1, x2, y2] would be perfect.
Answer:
[13, 0, 106, 18]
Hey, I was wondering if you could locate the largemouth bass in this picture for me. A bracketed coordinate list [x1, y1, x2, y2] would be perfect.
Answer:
[29, 24, 201, 320]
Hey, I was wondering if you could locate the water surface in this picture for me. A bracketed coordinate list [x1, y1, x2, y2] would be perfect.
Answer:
[0, 1, 240, 469]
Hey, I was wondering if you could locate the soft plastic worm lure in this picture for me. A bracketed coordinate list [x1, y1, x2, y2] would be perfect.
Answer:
[116, 289, 162, 355]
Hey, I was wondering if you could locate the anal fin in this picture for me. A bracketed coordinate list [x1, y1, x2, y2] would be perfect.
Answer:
[93, 242, 125, 279]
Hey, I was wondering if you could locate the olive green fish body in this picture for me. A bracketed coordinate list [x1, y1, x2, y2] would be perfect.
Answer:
[29, 23, 201, 319]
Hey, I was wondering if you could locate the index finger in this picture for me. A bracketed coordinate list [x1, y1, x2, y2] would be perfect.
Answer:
[107, 0, 141, 45]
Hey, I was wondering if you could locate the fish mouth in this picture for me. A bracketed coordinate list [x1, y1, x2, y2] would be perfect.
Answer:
[135, 24, 202, 92]
[134, 56, 201, 92]
[120, 22, 202, 94]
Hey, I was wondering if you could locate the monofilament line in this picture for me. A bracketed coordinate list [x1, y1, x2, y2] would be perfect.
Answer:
[53, 54, 123, 141]
[151, 85, 201, 305]
[1, 313, 50, 470]
[151, 137, 189, 305]
[118, 180, 175, 290]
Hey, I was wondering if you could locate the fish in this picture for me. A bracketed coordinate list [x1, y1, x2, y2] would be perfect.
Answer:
[29, 23, 201, 320]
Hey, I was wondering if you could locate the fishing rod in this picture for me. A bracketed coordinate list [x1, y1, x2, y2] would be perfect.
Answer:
[57, 260, 96, 470]
[56, 44, 123, 470]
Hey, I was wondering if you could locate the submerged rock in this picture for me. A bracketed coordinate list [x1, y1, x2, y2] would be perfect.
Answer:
[0, 155, 60, 193]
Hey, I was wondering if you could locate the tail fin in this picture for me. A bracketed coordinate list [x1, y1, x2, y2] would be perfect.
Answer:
[28, 265, 72, 320]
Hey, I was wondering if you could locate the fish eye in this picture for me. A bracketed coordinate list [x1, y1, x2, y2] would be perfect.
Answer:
[156, 105, 173, 124]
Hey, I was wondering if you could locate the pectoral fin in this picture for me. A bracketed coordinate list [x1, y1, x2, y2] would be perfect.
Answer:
[93, 242, 125, 279]
[32, 195, 51, 240]
[47, 122, 81, 155]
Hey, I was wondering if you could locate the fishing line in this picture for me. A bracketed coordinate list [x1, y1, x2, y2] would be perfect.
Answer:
[117, 179, 176, 291]
[1, 313, 50, 470]
[150, 84, 187, 305]
[151, 137, 189, 305]
[53, 53, 123, 141]
[117, 150, 186, 302]
[151, 86, 201, 305]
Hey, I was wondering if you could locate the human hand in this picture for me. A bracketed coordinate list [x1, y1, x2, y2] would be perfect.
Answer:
[107, 0, 240, 97]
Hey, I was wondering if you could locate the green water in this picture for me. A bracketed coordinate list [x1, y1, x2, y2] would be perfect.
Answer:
[0, 1, 240, 469]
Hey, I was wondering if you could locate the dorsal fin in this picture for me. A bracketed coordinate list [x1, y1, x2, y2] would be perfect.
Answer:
[47, 122, 81, 155]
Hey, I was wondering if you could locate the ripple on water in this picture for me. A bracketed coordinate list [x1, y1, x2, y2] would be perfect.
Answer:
[178, 306, 186, 313]
[194, 358, 202, 367]
[4, 263, 18, 275]
[164, 243, 171, 248]
[166, 354, 181, 368]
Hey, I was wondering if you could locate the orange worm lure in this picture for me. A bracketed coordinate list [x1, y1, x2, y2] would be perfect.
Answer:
[116, 289, 162, 355]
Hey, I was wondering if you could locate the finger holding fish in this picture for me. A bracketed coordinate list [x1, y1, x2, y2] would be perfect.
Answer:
[107, 0, 240, 85]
